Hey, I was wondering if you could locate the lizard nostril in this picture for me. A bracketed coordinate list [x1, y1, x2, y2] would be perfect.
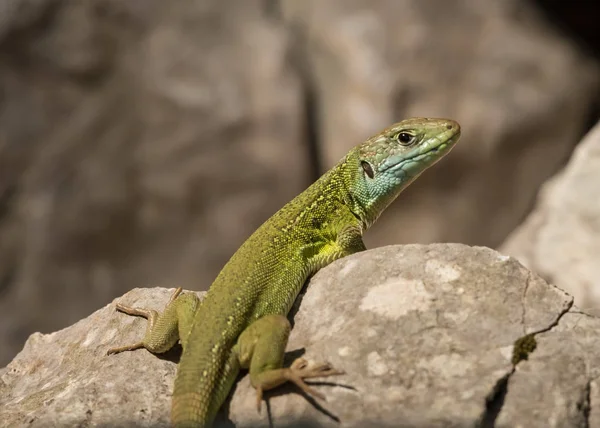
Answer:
[446, 124, 453, 130]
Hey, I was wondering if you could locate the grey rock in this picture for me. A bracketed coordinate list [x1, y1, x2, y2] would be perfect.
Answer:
[0, 287, 183, 428]
[501, 121, 600, 310]
[495, 308, 600, 428]
[1, 0, 599, 382]
[5, 244, 596, 428]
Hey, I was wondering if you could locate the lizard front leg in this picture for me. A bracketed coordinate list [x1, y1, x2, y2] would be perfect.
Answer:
[107, 287, 200, 355]
[236, 314, 344, 413]
[337, 223, 367, 255]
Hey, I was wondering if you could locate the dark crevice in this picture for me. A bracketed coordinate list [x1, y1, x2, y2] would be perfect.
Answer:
[0, 0, 60, 52]
[526, 0, 600, 188]
[480, 371, 512, 428]
[582, 100, 600, 141]
[302, 77, 323, 181]
[581, 379, 591, 428]
[0, 265, 15, 297]
[262, 1, 322, 183]
[529, 0, 600, 60]
[285, 19, 323, 183]
[0, 183, 17, 221]
[536, 297, 575, 335]
[478, 297, 574, 427]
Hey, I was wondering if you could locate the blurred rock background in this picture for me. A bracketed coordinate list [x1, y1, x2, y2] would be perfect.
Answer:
[0, 0, 598, 366]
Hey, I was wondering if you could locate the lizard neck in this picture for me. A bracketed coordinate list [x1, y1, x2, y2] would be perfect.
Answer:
[335, 150, 399, 231]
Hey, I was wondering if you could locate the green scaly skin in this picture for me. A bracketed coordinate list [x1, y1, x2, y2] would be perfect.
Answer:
[107, 117, 461, 427]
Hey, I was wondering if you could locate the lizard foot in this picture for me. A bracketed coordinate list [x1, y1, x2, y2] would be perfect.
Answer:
[287, 357, 345, 400]
[254, 358, 345, 413]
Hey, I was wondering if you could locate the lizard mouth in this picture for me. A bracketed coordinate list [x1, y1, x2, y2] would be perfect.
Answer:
[413, 128, 461, 159]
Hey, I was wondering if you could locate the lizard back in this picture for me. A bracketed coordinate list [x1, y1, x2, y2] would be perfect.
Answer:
[171, 159, 361, 425]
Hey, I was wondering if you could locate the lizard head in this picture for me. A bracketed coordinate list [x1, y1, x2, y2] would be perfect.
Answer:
[343, 117, 461, 228]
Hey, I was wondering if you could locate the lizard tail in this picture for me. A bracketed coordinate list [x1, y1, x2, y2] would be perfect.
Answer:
[171, 346, 240, 427]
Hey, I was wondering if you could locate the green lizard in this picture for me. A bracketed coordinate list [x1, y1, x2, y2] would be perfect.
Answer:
[107, 117, 461, 427]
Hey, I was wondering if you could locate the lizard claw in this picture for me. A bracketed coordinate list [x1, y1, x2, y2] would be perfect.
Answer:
[256, 386, 263, 414]
[286, 357, 345, 401]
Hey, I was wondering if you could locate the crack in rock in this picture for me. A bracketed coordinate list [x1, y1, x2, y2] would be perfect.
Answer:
[581, 378, 591, 428]
[478, 297, 574, 427]
[520, 271, 531, 334]
[480, 371, 512, 428]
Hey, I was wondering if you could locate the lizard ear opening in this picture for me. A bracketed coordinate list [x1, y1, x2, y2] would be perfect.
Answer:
[361, 161, 374, 179]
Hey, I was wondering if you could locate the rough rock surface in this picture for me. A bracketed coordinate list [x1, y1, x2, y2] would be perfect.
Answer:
[4, 244, 597, 428]
[0, 0, 599, 373]
[501, 121, 600, 310]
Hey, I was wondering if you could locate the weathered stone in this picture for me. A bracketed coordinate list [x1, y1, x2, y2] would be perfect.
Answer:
[495, 308, 600, 428]
[0, 0, 599, 374]
[0, 286, 181, 428]
[4, 244, 592, 428]
[501, 121, 600, 310]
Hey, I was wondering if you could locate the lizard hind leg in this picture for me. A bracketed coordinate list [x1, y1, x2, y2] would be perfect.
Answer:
[107, 287, 199, 355]
[236, 314, 345, 413]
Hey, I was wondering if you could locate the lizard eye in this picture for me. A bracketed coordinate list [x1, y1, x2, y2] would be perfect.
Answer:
[397, 132, 413, 145]
[361, 161, 374, 179]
